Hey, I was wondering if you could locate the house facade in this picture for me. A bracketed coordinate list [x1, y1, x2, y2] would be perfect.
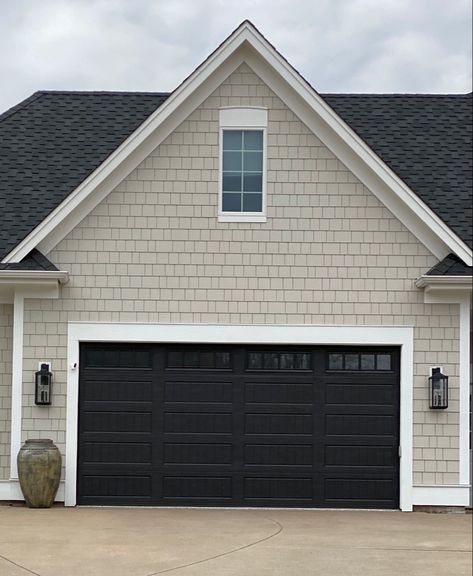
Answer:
[0, 22, 471, 510]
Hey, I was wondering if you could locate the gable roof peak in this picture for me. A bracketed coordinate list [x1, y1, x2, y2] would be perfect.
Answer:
[0, 22, 471, 267]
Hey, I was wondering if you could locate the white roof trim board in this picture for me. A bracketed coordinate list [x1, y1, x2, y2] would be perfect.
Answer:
[415, 275, 472, 289]
[0, 270, 69, 284]
[2, 21, 471, 266]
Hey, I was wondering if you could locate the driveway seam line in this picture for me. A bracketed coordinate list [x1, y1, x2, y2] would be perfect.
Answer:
[0, 553, 43, 576]
[144, 514, 284, 575]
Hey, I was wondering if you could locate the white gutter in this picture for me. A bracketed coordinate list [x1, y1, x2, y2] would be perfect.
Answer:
[0, 270, 69, 284]
[415, 275, 472, 289]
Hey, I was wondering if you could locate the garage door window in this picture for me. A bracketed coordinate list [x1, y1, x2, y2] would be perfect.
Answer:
[247, 351, 311, 370]
[167, 349, 231, 370]
[328, 352, 392, 371]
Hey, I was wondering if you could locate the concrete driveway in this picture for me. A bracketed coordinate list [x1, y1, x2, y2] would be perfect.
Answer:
[0, 506, 470, 576]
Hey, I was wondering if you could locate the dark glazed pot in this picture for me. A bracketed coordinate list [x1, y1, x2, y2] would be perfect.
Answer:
[17, 439, 62, 508]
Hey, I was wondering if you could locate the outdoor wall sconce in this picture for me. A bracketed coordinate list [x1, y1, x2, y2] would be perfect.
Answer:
[429, 367, 448, 409]
[35, 363, 52, 405]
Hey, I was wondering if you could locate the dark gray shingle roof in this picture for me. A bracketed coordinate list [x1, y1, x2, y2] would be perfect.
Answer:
[0, 248, 58, 270]
[0, 91, 471, 263]
[426, 253, 472, 276]
[323, 93, 472, 249]
[0, 91, 169, 260]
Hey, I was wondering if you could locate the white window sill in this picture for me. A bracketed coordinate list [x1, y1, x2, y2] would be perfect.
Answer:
[218, 214, 267, 223]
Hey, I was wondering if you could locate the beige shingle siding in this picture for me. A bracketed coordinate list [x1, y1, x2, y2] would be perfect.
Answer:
[0, 304, 12, 480]
[19, 64, 461, 486]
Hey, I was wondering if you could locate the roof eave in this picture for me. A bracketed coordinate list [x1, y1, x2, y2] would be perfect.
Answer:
[0, 270, 69, 284]
[415, 275, 472, 289]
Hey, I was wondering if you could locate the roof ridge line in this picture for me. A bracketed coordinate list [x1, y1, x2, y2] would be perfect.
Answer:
[34, 90, 172, 96]
[321, 92, 472, 97]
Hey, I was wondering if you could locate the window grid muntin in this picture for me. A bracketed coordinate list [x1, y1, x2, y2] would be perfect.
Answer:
[222, 129, 264, 213]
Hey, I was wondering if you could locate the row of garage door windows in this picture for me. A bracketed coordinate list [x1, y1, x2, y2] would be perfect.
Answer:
[85, 348, 393, 372]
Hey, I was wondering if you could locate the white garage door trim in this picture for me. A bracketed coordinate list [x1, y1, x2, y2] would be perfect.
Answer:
[66, 323, 414, 510]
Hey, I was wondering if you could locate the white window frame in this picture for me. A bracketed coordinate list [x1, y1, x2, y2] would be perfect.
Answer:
[218, 107, 268, 222]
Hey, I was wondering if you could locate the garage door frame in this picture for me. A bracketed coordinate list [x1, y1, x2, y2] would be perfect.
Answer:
[65, 323, 414, 510]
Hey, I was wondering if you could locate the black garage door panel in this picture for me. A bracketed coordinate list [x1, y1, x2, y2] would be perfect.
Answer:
[78, 344, 400, 508]
[165, 380, 234, 402]
[82, 474, 152, 499]
[164, 443, 233, 465]
[83, 442, 152, 464]
[325, 445, 395, 467]
[164, 476, 232, 499]
[83, 379, 153, 402]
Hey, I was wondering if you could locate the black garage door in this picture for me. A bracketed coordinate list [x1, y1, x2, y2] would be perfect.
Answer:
[78, 344, 400, 508]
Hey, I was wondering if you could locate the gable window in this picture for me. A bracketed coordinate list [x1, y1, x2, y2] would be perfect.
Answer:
[222, 130, 263, 212]
[219, 107, 267, 222]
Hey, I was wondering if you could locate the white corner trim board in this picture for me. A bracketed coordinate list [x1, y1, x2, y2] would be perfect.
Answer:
[65, 323, 414, 510]
[9, 293, 24, 480]
[459, 300, 471, 485]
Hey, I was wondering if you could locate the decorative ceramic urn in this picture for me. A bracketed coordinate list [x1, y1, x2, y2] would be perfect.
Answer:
[17, 439, 62, 508]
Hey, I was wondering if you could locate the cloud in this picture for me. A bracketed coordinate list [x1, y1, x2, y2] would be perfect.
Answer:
[0, 0, 471, 113]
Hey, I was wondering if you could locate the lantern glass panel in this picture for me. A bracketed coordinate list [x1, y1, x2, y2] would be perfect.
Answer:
[35, 364, 52, 405]
[430, 368, 448, 409]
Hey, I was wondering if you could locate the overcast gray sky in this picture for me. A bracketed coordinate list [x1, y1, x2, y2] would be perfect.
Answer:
[0, 0, 471, 114]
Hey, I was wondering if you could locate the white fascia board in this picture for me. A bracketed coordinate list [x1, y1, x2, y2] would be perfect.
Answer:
[415, 275, 472, 289]
[415, 276, 471, 304]
[0, 270, 69, 284]
[3, 21, 471, 266]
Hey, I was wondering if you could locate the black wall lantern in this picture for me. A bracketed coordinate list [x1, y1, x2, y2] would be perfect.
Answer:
[429, 367, 448, 409]
[35, 363, 52, 405]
